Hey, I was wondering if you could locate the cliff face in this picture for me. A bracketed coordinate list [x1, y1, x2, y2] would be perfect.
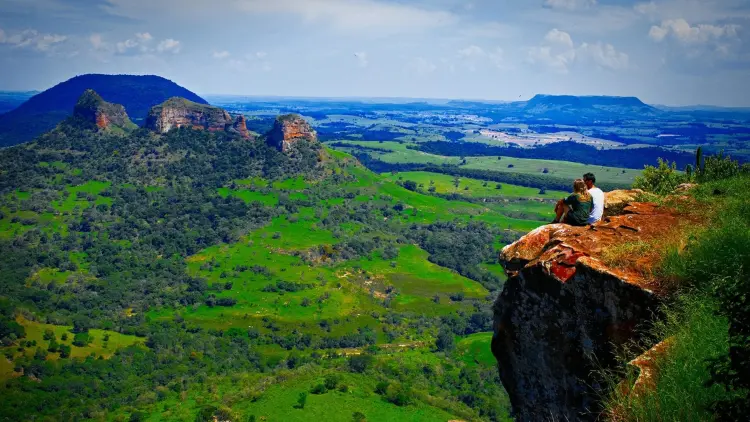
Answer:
[146, 97, 233, 134]
[73, 89, 135, 132]
[231, 114, 251, 139]
[492, 193, 680, 421]
[267, 114, 317, 152]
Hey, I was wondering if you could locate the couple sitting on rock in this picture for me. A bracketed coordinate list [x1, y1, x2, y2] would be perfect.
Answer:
[552, 173, 604, 226]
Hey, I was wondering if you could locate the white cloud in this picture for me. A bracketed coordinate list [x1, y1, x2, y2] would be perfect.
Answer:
[649, 19, 740, 44]
[648, 25, 669, 41]
[543, 0, 597, 11]
[213, 50, 231, 59]
[544, 28, 574, 48]
[458, 45, 485, 58]
[407, 57, 437, 75]
[578, 42, 629, 70]
[89, 33, 106, 50]
[456, 45, 505, 70]
[354, 51, 368, 67]
[0, 28, 67, 52]
[254, 51, 267, 59]
[634, 1, 658, 16]
[90, 33, 181, 56]
[528, 29, 628, 72]
[234, 0, 456, 33]
[156, 38, 180, 53]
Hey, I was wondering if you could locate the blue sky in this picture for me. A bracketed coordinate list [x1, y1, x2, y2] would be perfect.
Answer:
[1, 0, 749, 105]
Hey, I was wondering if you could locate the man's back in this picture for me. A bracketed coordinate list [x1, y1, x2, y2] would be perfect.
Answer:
[587, 187, 604, 224]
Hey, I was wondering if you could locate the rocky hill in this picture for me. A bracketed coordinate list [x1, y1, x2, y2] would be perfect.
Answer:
[267, 114, 318, 152]
[72, 89, 136, 132]
[0, 74, 207, 147]
[492, 191, 686, 420]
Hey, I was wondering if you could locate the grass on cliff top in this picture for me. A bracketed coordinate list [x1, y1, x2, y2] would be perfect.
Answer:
[603, 175, 750, 421]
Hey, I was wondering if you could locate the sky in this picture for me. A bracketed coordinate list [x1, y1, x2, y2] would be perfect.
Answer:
[1, 0, 749, 106]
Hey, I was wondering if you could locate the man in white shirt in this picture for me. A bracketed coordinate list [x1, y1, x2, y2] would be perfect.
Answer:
[584, 173, 604, 224]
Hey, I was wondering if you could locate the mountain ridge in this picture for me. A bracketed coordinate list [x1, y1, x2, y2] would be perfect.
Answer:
[0, 74, 207, 147]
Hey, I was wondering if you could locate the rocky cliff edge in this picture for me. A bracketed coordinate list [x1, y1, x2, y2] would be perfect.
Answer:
[492, 190, 687, 421]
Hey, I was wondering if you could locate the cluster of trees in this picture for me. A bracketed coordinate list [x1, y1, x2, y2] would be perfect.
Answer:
[412, 140, 696, 172]
[405, 221, 504, 291]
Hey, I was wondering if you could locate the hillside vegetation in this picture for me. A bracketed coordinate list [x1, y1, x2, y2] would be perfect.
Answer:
[0, 102, 575, 420]
[605, 153, 750, 421]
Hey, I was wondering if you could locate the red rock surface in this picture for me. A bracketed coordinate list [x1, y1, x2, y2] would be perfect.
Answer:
[492, 193, 683, 421]
[232, 115, 251, 139]
[267, 114, 317, 152]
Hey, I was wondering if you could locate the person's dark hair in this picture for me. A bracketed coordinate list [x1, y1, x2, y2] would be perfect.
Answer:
[583, 173, 596, 184]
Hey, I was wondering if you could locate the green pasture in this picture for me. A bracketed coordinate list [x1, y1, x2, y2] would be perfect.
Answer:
[457, 332, 496, 368]
[383, 171, 568, 199]
[52, 180, 112, 213]
[0, 317, 144, 376]
[329, 140, 639, 185]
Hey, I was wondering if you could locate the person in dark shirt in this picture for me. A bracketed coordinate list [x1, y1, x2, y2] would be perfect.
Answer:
[552, 179, 593, 226]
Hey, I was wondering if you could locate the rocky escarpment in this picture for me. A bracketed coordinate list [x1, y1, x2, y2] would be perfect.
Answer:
[73, 89, 136, 132]
[492, 193, 682, 421]
[267, 114, 317, 152]
[146, 97, 235, 134]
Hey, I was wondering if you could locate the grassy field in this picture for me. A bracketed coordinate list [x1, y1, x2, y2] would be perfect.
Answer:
[383, 171, 568, 199]
[0, 317, 144, 380]
[457, 332, 496, 368]
[329, 140, 639, 185]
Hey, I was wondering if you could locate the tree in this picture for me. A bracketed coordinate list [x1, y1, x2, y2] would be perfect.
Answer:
[352, 411, 367, 422]
[295, 392, 307, 409]
[324, 373, 339, 390]
[58, 344, 71, 358]
[452, 176, 461, 191]
[348, 354, 373, 373]
[436, 327, 456, 352]
[402, 180, 417, 191]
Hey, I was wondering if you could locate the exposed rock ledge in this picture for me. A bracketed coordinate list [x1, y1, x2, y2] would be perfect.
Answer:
[492, 191, 681, 421]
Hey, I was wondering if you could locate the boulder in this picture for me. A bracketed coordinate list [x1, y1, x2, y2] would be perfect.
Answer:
[492, 200, 683, 421]
[267, 114, 317, 152]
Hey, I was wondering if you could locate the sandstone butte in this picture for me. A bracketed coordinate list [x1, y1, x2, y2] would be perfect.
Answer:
[145, 97, 248, 137]
[73, 89, 136, 132]
[267, 114, 318, 152]
[492, 189, 690, 421]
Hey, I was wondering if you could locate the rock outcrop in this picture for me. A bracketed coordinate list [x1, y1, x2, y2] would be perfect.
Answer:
[492, 194, 682, 421]
[231, 114, 251, 139]
[73, 89, 136, 132]
[146, 97, 233, 134]
[267, 114, 317, 152]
